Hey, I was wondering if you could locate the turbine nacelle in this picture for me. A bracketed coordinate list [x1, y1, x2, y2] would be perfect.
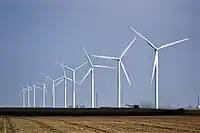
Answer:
[116, 58, 121, 62]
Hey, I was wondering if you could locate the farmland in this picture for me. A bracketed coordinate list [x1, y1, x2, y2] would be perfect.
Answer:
[0, 116, 200, 133]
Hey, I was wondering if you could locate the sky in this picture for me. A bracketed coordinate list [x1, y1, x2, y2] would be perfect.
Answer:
[0, 0, 199, 108]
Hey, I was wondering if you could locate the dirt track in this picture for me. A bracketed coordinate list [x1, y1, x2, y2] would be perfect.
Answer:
[0, 116, 200, 133]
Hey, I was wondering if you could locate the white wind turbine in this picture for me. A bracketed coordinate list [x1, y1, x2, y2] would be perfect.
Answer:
[32, 81, 40, 108]
[130, 27, 190, 109]
[41, 73, 64, 108]
[19, 84, 27, 108]
[56, 60, 73, 108]
[35, 79, 48, 108]
[92, 37, 136, 108]
[56, 61, 88, 108]
[80, 45, 116, 108]
[26, 84, 32, 108]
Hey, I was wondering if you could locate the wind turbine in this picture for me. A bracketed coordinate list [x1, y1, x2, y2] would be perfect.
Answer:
[92, 37, 136, 108]
[41, 73, 64, 108]
[130, 27, 190, 109]
[80, 45, 116, 108]
[32, 81, 40, 108]
[56, 61, 88, 108]
[19, 84, 27, 108]
[26, 84, 32, 108]
[56, 60, 72, 108]
[35, 79, 48, 108]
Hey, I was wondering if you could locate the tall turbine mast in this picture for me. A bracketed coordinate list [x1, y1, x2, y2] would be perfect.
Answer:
[56, 60, 72, 108]
[26, 84, 32, 108]
[32, 81, 40, 108]
[198, 92, 200, 107]
[56, 61, 88, 108]
[19, 84, 27, 108]
[35, 79, 48, 108]
[130, 27, 190, 109]
[96, 93, 98, 108]
[92, 37, 136, 108]
[41, 73, 64, 108]
[80, 45, 116, 108]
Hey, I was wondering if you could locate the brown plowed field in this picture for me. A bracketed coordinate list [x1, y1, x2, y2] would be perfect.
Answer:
[0, 116, 199, 133]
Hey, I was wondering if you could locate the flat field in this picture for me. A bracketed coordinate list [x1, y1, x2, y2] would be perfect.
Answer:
[0, 116, 200, 133]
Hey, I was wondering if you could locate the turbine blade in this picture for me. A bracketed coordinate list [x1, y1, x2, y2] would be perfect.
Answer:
[120, 61, 131, 86]
[56, 61, 73, 71]
[81, 45, 93, 66]
[130, 27, 157, 49]
[75, 61, 88, 71]
[35, 82, 42, 85]
[120, 37, 136, 58]
[55, 76, 64, 82]
[158, 37, 190, 50]
[19, 89, 23, 96]
[75, 81, 81, 84]
[27, 84, 30, 88]
[91, 55, 118, 60]
[27, 84, 32, 90]
[62, 60, 67, 77]
[21, 84, 25, 89]
[24, 89, 27, 93]
[55, 79, 64, 86]
[151, 52, 158, 83]
[66, 77, 73, 82]
[80, 68, 91, 84]
[65, 76, 81, 84]
[35, 80, 42, 85]
[44, 78, 48, 84]
[41, 73, 53, 81]
[35, 85, 40, 88]
[93, 65, 116, 69]
[32, 81, 39, 88]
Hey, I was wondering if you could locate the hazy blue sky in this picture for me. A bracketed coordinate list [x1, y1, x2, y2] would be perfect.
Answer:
[0, 0, 199, 108]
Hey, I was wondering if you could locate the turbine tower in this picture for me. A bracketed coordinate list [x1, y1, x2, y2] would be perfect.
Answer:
[41, 73, 64, 108]
[80, 45, 116, 108]
[35, 79, 48, 108]
[56, 61, 88, 108]
[96, 93, 98, 108]
[198, 92, 200, 107]
[92, 37, 136, 108]
[130, 27, 190, 109]
[56, 60, 71, 108]
[26, 84, 32, 108]
[19, 84, 27, 108]
[32, 81, 39, 108]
